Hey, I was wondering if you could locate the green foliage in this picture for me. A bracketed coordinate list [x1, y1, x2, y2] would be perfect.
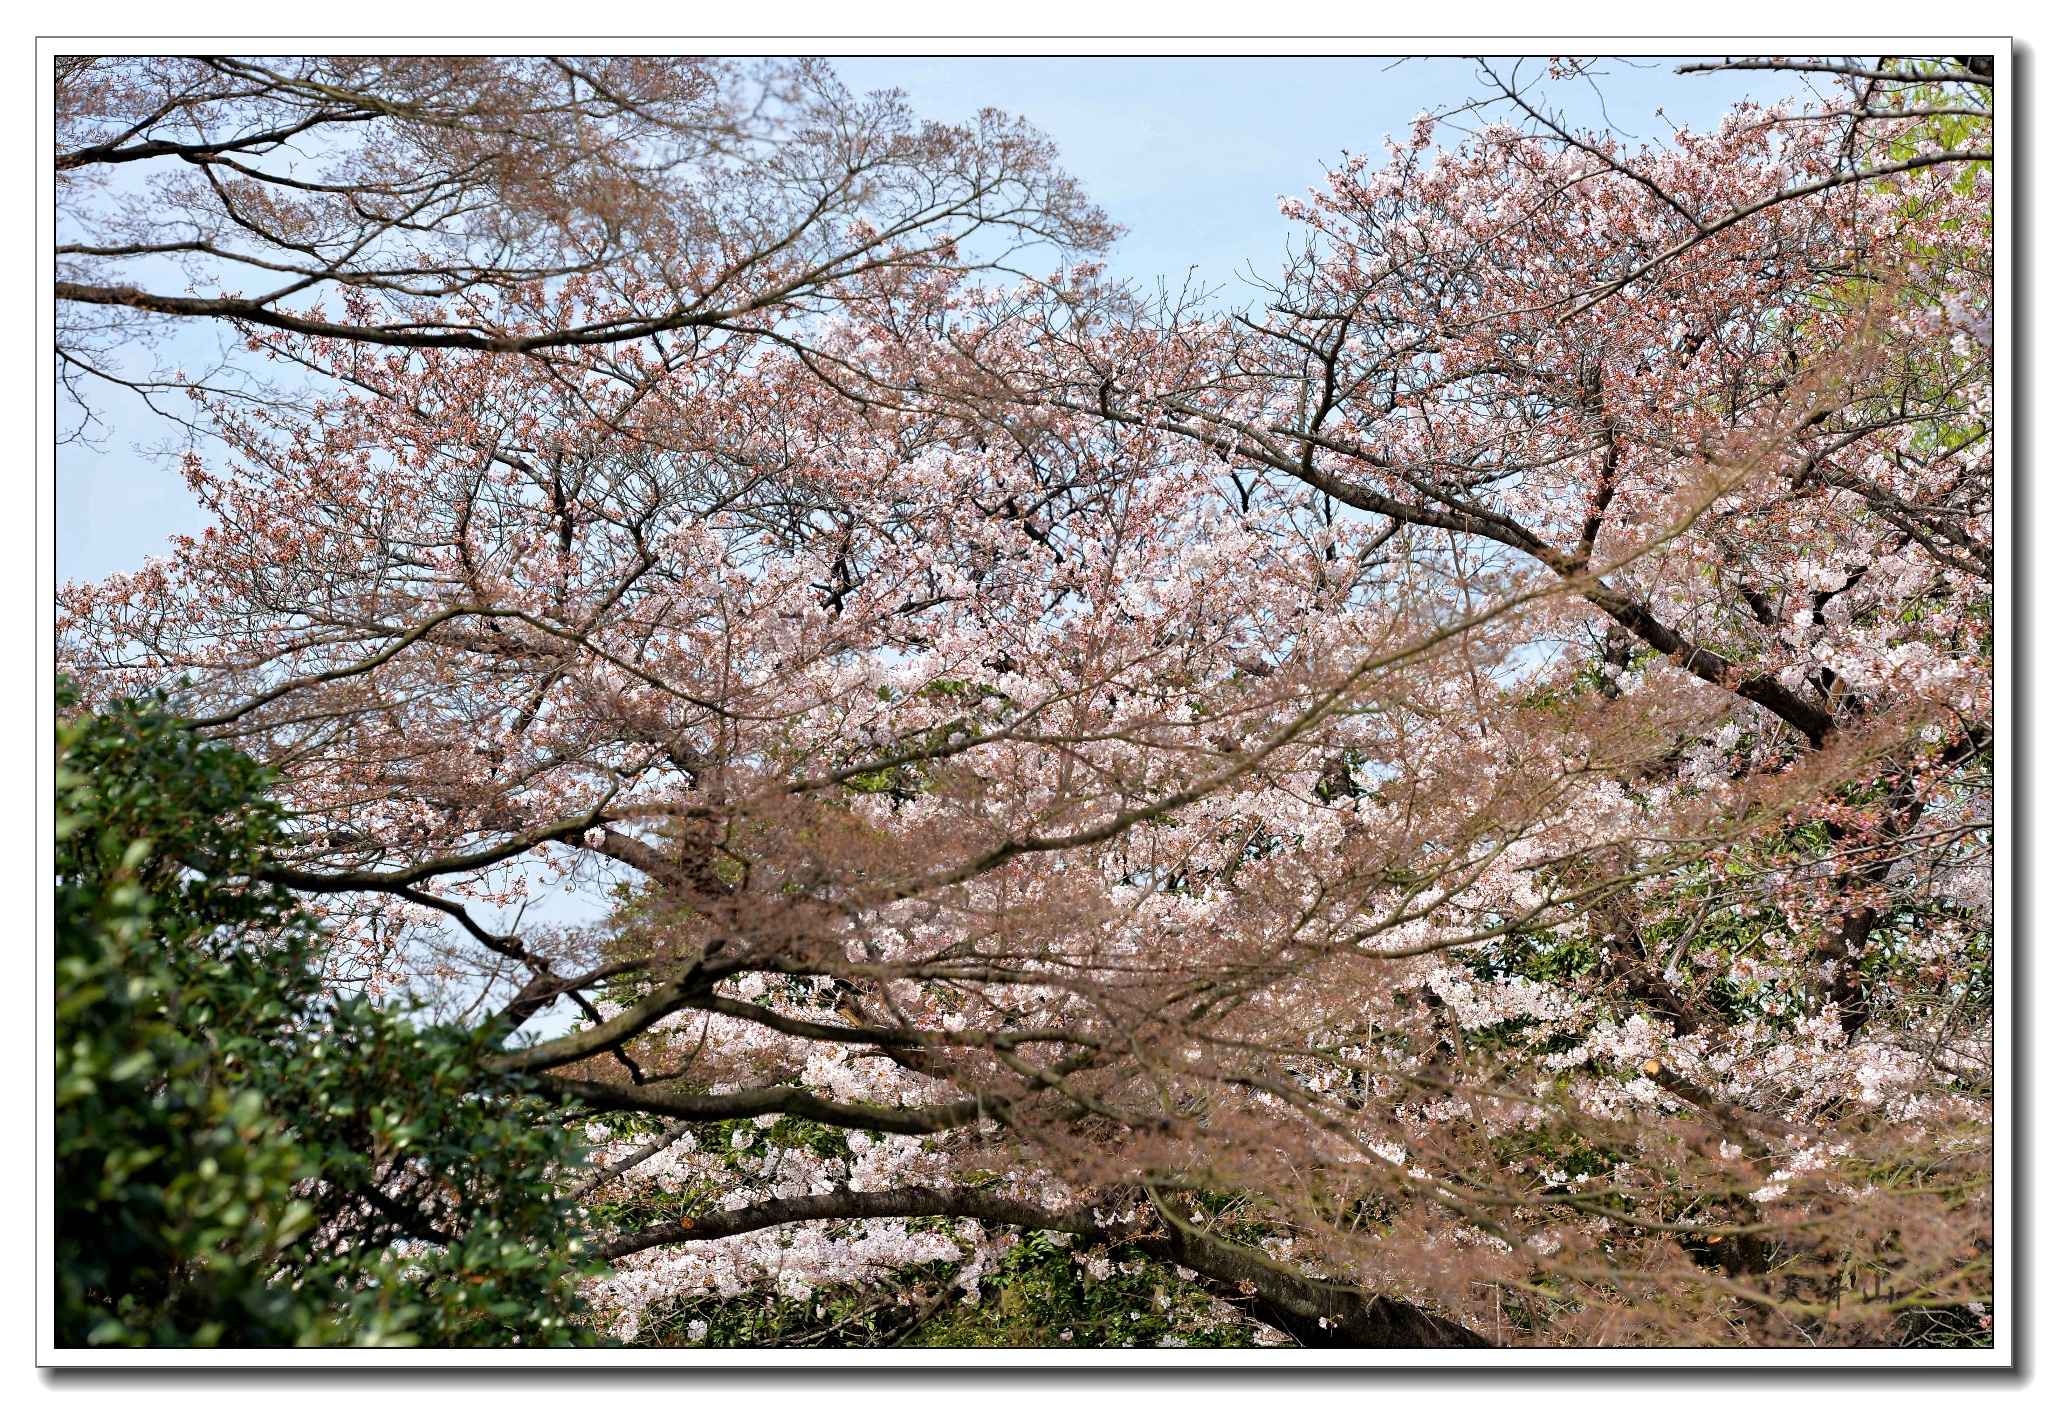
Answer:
[905, 1232, 1266, 1348]
[632, 1228, 1268, 1349]
[1894, 1302, 1995, 1349]
[637, 1258, 971, 1348]
[580, 1103, 1272, 1348]
[1468, 930, 1604, 987]
[55, 681, 601, 1347]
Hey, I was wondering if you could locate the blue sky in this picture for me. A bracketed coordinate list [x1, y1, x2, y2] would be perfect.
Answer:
[831, 56, 1795, 294]
[57, 55, 1806, 585]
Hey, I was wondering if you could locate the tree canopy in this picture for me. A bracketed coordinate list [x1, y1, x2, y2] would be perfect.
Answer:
[57, 681, 599, 1346]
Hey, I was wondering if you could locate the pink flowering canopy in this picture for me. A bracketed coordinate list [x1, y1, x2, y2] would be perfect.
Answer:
[59, 55, 1993, 1348]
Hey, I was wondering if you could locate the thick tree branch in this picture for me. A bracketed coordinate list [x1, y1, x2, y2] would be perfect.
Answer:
[599, 1183, 1491, 1347]
[487, 962, 713, 1074]
[1144, 1189, 1491, 1347]
[534, 1075, 1006, 1137]
[599, 1186, 1094, 1259]
[259, 796, 614, 894]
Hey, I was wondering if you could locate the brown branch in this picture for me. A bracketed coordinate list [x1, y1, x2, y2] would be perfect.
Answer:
[597, 1182, 1492, 1348]
[535, 1075, 1003, 1137]
[1672, 59, 1991, 88]
[259, 793, 614, 894]
[599, 1185, 1094, 1260]
[1144, 1189, 1492, 1348]
[1564, 150, 1992, 318]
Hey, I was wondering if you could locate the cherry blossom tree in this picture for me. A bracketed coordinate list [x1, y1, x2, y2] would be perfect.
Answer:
[59, 56, 1994, 1348]
[56, 55, 1110, 430]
